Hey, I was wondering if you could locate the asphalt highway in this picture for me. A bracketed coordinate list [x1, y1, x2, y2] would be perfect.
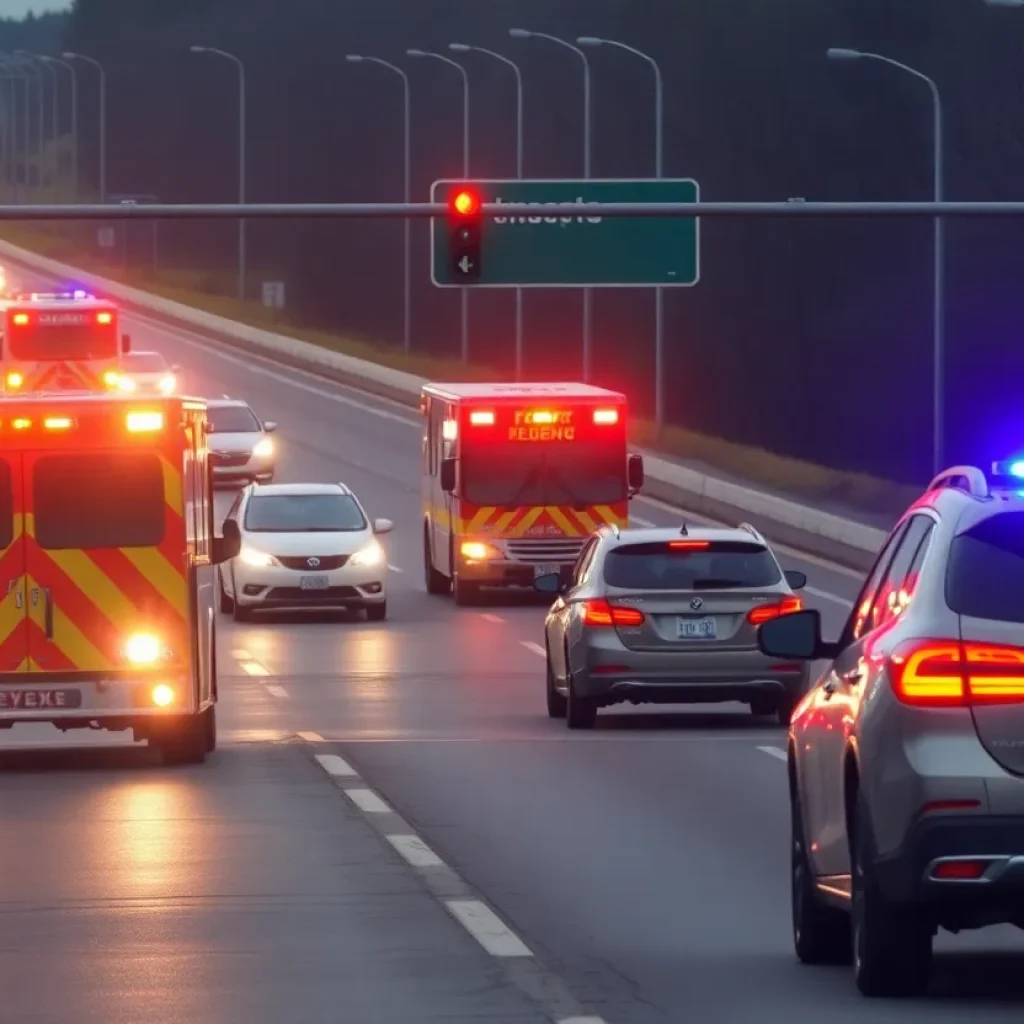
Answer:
[2, 278, 1024, 1021]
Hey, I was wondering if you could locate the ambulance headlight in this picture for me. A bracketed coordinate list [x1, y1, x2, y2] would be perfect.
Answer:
[239, 546, 274, 567]
[252, 437, 273, 457]
[123, 633, 164, 665]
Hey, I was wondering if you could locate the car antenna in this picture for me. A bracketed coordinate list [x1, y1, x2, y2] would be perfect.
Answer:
[679, 522, 688, 535]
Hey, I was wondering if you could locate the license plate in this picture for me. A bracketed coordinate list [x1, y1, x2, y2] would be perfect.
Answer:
[534, 563, 561, 578]
[0, 688, 82, 710]
[677, 617, 717, 640]
[299, 575, 330, 590]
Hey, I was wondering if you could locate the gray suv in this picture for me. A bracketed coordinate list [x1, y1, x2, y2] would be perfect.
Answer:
[534, 522, 809, 729]
[758, 463, 1024, 997]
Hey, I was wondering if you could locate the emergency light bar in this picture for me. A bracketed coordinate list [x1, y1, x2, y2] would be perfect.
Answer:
[9, 311, 113, 325]
[467, 407, 621, 426]
[993, 460, 1024, 480]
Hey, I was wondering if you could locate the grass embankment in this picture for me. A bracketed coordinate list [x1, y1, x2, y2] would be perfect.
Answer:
[0, 224, 917, 520]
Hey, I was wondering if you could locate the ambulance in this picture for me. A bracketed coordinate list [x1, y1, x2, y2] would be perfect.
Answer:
[0, 393, 239, 762]
[421, 383, 645, 604]
[1, 291, 130, 394]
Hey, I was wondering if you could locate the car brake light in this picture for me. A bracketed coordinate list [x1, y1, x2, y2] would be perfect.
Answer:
[889, 638, 1024, 707]
[581, 598, 645, 627]
[668, 540, 709, 550]
[930, 859, 990, 880]
[747, 596, 803, 625]
[469, 410, 494, 425]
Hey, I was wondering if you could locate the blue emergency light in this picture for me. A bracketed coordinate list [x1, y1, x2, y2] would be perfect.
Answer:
[992, 461, 1024, 479]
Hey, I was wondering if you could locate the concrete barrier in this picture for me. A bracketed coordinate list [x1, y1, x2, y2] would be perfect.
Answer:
[0, 238, 889, 570]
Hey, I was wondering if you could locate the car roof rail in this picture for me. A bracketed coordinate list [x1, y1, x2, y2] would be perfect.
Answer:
[738, 521, 765, 543]
[926, 465, 989, 499]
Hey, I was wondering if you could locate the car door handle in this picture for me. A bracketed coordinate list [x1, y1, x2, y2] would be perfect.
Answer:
[43, 588, 53, 640]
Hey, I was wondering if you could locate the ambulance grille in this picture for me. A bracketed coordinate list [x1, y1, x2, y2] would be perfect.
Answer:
[506, 538, 585, 562]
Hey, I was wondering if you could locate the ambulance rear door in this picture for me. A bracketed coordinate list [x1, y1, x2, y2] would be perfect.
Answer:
[22, 445, 190, 676]
[0, 453, 29, 673]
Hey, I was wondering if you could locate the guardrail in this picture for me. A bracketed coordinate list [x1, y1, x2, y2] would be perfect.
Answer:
[0, 237, 890, 571]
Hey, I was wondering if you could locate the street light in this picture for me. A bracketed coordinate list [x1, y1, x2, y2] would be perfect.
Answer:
[63, 52, 105, 204]
[407, 47, 472, 364]
[346, 54, 411, 357]
[449, 41, 526, 378]
[827, 47, 945, 474]
[42, 56, 77, 202]
[578, 35, 668, 430]
[509, 28, 595, 382]
[190, 46, 246, 303]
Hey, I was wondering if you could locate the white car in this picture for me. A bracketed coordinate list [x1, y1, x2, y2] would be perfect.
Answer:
[207, 398, 277, 485]
[119, 350, 180, 394]
[217, 482, 393, 621]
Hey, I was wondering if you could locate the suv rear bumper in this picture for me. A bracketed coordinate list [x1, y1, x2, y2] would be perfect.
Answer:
[874, 815, 1024, 921]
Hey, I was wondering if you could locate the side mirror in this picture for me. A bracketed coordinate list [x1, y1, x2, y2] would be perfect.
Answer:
[628, 453, 644, 492]
[373, 518, 394, 535]
[533, 572, 563, 595]
[263, 421, 278, 433]
[440, 457, 456, 494]
[214, 519, 241, 563]
[784, 569, 807, 591]
[121, 333, 131, 353]
[757, 609, 835, 661]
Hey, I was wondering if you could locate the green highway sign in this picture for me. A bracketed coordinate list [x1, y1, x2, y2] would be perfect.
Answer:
[430, 178, 700, 289]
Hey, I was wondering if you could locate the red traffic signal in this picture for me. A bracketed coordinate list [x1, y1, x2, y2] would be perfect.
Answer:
[446, 185, 482, 282]
[450, 188, 480, 217]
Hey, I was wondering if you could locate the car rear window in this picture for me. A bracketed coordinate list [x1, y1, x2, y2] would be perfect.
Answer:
[603, 541, 782, 590]
[947, 511, 1024, 623]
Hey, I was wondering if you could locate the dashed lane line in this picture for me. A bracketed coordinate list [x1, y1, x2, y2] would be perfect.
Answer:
[388, 564, 403, 573]
[757, 746, 787, 761]
[480, 612, 505, 623]
[240, 661, 269, 677]
[297, 731, 325, 743]
[300, 735, 612, 1023]
[265, 684, 288, 698]
[520, 641, 546, 658]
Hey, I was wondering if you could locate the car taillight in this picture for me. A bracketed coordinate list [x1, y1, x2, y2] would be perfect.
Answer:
[747, 596, 802, 625]
[890, 638, 1024, 707]
[581, 599, 645, 627]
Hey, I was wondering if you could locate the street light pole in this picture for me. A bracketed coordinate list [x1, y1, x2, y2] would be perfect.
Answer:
[29, 54, 58, 199]
[346, 55, 412, 356]
[43, 56, 77, 202]
[407, 48, 471, 363]
[578, 36, 666, 429]
[449, 42, 526, 378]
[63, 52, 105, 204]
[509, 29, 594, 381]
[190, 46, 246, 303]
[13, 54, 42, 201]
[827, 48, 944, 475]
[0, 57, 23, 202]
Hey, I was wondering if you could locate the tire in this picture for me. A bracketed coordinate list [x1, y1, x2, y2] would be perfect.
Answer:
[750, 697, 774, 717]
[217, 568, 235, 614]
[233, 602, 252, 622]
[424, 526, 450, 595]
[546, 646, 567, 719]
[565, 644, 597, 729]
[366, 602, 387, 622]
[204, 704, 217, 753]
[851, 795, 932, 997]
[452, 574, 478, 606]
[160, 711, 209, 765]
[776, 693, 799, 727]
[791, 786, 852, 965]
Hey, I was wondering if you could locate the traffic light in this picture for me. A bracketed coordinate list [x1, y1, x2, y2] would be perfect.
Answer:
[447, 186, 482, 282]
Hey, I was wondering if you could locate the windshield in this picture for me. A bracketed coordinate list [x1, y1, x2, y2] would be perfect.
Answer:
[244, 493, 366, 532]
[208, 405, 260, 433]
[948, 511, 1024, 623]
[604, 541, 782, 590]
[7, 320, 118, 361]
[461, 442, 624, 506]
[122, 351, 168, 372]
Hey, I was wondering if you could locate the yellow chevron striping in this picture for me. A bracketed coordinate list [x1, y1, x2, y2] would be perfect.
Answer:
[493, 509, 519, 534]
[35, 546, 136, 627]
[0, 586, 24, 649]
[508, 506, 543, 538]
[594, 504, 626, 527]
[466, 506, 496, 532]
[545, 507, 580, 536]
[25, 572, 114, 671]
[120, 547, 188, 615]
[573, 508, 598, 533]
[160, 454, 183, 513]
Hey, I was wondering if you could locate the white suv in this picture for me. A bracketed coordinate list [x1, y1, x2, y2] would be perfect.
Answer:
[217, 482, 393, 621]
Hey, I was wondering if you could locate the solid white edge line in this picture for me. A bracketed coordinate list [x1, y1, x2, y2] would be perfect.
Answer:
[387, 833, 445, 868]
[444, 899, 533, 957]
[629, 515, 656, 527]
[297, 731, 324, 742]
[520, 640, 546, 658]
[265, 685, 288, 698]
[314, 753, 358, 777]
[757, 746, 787, 761]
[481, 612, 505, 623]
[805, 585, 852, 607]
[557, 1018, 611, 1024]
[344, 787, 392, 814]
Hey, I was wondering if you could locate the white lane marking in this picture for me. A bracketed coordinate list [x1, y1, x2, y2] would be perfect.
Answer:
[388, 563, 403, 573]
[222, 392, 230, 398]
[629, 515, 656, 527]
[445, 899, 533, 957]
[520, 641, 546, 658]
[315, 753, 358, 777]
[387, 834, 444, 868]
[344, 787, 392, 814]
[558, 1019, 611, 1024]
[757, 746, 787, 761]
[806, 585, 852, 607]
[265, 685, 288, 698]
[240, 661, 269, 676]
[297, 731, 324, 742]
[481, 613, 505, 623]
[231, 648, 252, 660]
